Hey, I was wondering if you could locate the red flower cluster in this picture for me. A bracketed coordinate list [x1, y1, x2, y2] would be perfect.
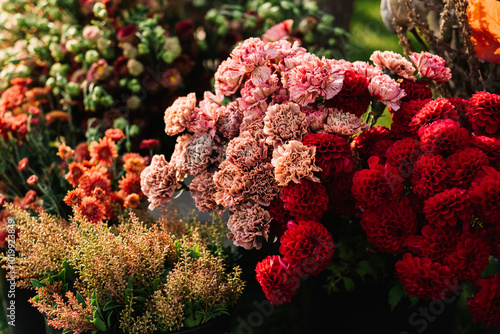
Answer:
[352, 91, 500, 327]
[255, 255, 300, 306]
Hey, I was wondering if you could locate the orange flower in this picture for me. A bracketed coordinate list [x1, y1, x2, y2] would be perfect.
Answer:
[89, 137, 118, 166]
[57, 142, 74, 160]
[92, 187, 107, 201]
[65, 162, 86, 187]
[104, 128, 125, 142]
[118, 173, 142, 197]
[0, 84, 27, 117]
[78, 168, 112, 196]
[123, 155, 147, 174]
[64, 188, 85, 207]
[77, 196, 106, 224]
[45, 110, 70, 125]
[124, 193, 140, 209]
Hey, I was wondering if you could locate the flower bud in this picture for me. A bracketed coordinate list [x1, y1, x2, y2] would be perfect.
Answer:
[127, 78, 141, 93]
[126, 95, 141, 110]
[257, 2, 273, 18]
[129, 124, 140, 137]
[85, 49, 99, 63]
[65, 82, 80, 97]
[137, 43, 150, 55]
[65, 39, 82, 53]
[100, 94, 114, 107]
[113, 117, 129, 130]
[14, 64, 31, 77]
[93, 2, 107, 18]
[121, 42, 138, 59]
[127, 58, 144, 76]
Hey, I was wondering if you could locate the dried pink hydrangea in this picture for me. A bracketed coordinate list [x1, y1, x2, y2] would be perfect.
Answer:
[409, 51, 452, 83]
[213, 160, 248, 208]
[271, 140, 321, 186]
[370, 50, 416, 81]
[322, 108, 370, 136]
[283, 56, 345, 106]
[245, 162, 282, 206]
[227, 201, 271, 250]
[264, 102, 309, 147]
[215, 101, 243, 140]
[164, 93, 196, 135]
[140, 154, 181, 210]
[368, 74, 406, 111]
[189, 171, 222, 212]
[185, 133, 215, 175]
[226, 131, 269, 171]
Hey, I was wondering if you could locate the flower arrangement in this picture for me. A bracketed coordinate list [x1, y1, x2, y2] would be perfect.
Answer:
[2, 203, 244, 334]
[141, 35, 499, 329]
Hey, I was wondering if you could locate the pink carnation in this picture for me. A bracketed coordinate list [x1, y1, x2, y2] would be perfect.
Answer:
[263, 102, 309, 147]
[370, 50, 416, 81]
[164, 93, 197, 136]
[227, 202, 271, 250]
[368, 74, 406, 111]
[409, 51, 452, 82]
[283, 56, 344, 106]
[140, 155, 181, 210]
[271, 140, 321, 186]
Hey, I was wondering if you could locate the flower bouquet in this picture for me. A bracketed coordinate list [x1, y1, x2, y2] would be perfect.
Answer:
[142, 35, 500, 331]
[2, 203, 244, 334]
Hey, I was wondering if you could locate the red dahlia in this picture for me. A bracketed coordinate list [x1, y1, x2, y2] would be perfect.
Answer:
[255, 255, 300, 306]
[279, 220, 335, 276]
[408, 98, 459, 133]
[400, 79, 433, 102]
[360, 197, 418, 253]
[352, 156, 403, 209]
[423, 188, 473, 227]
[268, 197, 290, 237]
[302, 133, 353, 181]
[407, 224, 460, 263]
[445, 147, 489, 188]
[351, 126, 393, 163]
[328, 70, 371, 118]
[468, 274, 500, 327]
[468, 166, 500, 225]
[281, 179, 328, 221]
[445, 231, 493, 282]
[391, 99, 431, 136]
[466, 91, 500, 135]
[418, 119, 470, 156]
[385, 137, 421, 179]
[395, 253, 457, 300]
[411, 153, 448, 199]
[326, 171, 357, 216]
[471, 133, 500, 168]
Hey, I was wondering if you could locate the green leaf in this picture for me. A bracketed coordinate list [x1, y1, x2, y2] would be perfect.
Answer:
[31, 279, 45, 288]
[92, 314, 107, 332]
[355, 260, 376, 279]
[103, 301, 123, 311]
[388, 283, 406, 312]
[76, 292, 85, 305]
[343, 277, 355, 292]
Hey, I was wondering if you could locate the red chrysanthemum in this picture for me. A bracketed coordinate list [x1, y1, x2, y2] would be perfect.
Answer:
[471, 133, 500, 168]
[408, 98, 459, 133]
[385, 137, 421, 179]
[302, 133, 353, 181]
[468, 274, 500, 327]
[89, 137, 118, 166]
[104, 128, 125, 142]
[326, 170, 357, 217]
[77, 196, 107, 224]
[351, 126, 393, 163]
[400, 79, 433, 102]
[327, 70, 371, 117]
[395, 253, 457, 300]
[391, 99, 431, 136]
[268, 197, 290, 238]
[445, 147, 490, 188]
[352, 156, 404, 210]
[411, 153, 448, 199]
[466, 91, 500, 135]
[418, 119, 470, 156]
[445, 231, 493, 282]
[360, 197, 418, 253]
[255, 255, 300, 306]
[423, 188, 473, 227]
[279, 220, 335, 276]
[407, 224, 460, 263]
[281, 179, 329, 221]
[468, 166, 500, 225]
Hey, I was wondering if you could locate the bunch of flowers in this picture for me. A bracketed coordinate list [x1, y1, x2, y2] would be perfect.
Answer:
[2, 204, 243, 334]
[351, 55, 500, 326]
[140, 37, 420, 304]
